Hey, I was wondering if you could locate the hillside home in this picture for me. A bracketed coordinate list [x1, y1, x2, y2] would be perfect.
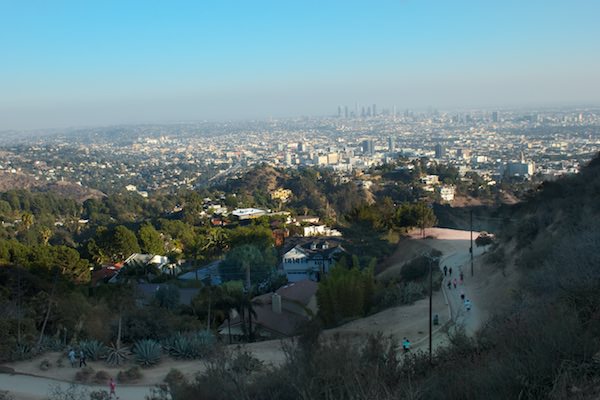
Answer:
[218, 280, 318, 341]
[280, 238, 345, 282]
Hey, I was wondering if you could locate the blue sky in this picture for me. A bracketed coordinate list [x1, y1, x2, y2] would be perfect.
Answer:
[1, 0, 599, 130]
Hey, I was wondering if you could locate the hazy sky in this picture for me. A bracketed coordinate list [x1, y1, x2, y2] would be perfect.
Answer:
[1, 0, 599, 130]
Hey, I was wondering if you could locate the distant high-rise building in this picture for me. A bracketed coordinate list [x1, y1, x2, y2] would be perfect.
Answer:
[344, 106, 348, 119]
[367, 106, 372, 117]
[434, 143, 446, 159]
[372, 104, 377, 117]
[337, 106, 342, 118]
[387, 136, 395, 151]
[361, 106, 366, 118]
[492, 111, 498, 123]
[362, 139, 374, 155]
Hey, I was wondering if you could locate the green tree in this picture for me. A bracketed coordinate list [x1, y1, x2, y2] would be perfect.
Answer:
[155, 285, 180, 310]
[139, 223, 164, 255]
[110, 225, 141, 260]
[317, 261, 375, 326]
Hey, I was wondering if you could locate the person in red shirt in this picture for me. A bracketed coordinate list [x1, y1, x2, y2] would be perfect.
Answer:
[109, 377, 116, 398]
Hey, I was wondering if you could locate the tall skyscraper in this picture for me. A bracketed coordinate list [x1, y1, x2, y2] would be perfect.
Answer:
[387, 136, 395, 151]
[434, 143, 446, 159]
[337, 106, 342, 118]
[492, 111, 498, 123]
[372, 104, 377, 117]
[362, 139, 374, 155]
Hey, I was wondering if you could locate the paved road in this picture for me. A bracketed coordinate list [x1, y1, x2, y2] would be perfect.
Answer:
[0, 373, 154, 400]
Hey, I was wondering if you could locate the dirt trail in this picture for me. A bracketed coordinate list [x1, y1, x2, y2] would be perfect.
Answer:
[1, 228, 513, 399]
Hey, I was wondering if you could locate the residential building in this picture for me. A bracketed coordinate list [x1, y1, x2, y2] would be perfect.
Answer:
[280, 238, 345, 282]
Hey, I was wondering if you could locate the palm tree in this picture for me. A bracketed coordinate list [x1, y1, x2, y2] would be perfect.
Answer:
[21, 212, 34, 230]
[40, 227, 52, 246]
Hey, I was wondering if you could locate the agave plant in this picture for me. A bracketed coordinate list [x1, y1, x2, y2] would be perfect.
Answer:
[79, 339, 106, 361]
[133, 339, 161, 367]
[39, 335, 64, 352]
[105, 342, 129, 366]
[163, 333, 194, 359]
[163, 331, 215, 360]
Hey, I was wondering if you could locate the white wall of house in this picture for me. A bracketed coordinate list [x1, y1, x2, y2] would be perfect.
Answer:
[281, 247, 336, 282]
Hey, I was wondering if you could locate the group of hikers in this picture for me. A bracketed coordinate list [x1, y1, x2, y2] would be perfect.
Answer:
[67, 349, 117, 398]
[67, 348, 87, 368]
[443, 264, 472, 311]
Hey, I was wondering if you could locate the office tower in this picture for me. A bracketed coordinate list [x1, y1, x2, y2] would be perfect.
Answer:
[367, 106, 371, 117]
[361, 106, 366, 118]
[362, 139, 374, 155]
[492, 111, 498, 123]
[372, 104, 377, 117]
[434, 143, 446, 159]
[387, 136, 395, 152]
[337, 106, 342, 118]
[344, 106, 348, 119]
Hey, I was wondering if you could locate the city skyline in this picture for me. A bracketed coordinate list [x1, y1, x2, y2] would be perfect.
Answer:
[1, 1, 600, 130]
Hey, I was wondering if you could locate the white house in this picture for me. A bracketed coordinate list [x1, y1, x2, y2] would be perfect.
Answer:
[280, 239, 345, 282]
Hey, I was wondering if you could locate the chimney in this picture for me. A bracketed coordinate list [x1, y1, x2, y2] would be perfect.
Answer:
[272, 293, 282, 314]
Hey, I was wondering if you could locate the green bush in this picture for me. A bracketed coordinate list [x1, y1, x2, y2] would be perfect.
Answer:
[164, 368, 187, 387]
[117, 366, 142, 383]
[39, 359, 51, 371]
[93, 370, 111, 384]
[74, 366, 95, 383]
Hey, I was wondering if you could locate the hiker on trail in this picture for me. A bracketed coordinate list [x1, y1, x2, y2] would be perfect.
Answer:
[449, 267, 453, 276]
[68, 349, 76, 367]
[402, 337, 411, 353]
[109, 377, 116, 398]
[460, 291, 465, 301]
[453, 278, 457, 289]
[460, 271, 464, 284]
[447, 280, 452, 290]
[464, 299, 472, 311]
[79, 349, 87, 367]
[443, 265, 448, 276]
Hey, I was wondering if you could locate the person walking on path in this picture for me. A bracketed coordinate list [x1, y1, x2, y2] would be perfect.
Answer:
[453, 278, 457, 289]
[79, 350, 87, 367]
[402, 337, 411, 353]
[68, 349, 76, 368]
[449, 267, 453, 276]
[443, 265, 448, 276]
[464, 299, 472, 311]
[447, 280, 452, 290]
[109, 377, 117, 398]
[460, 271, 464, 284]
[460, 291, 465, 301]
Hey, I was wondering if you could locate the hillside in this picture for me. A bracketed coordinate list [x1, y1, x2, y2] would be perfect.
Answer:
[0, 171, 105, 203]
[159, 153, 600, 400]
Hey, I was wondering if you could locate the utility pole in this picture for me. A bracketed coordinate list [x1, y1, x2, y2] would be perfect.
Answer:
[429, 256, 433, 365]
[245, 262, 252, 342]
[470, 209, 474, 277]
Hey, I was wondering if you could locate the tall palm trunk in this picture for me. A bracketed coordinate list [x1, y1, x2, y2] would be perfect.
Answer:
[36, 269, 58, 351]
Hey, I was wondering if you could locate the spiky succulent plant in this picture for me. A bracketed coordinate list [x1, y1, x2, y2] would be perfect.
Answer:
[132, 339, 161, 367]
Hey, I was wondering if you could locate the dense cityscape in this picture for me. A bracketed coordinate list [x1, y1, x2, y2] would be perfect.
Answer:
[1, 107, 598, 198]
